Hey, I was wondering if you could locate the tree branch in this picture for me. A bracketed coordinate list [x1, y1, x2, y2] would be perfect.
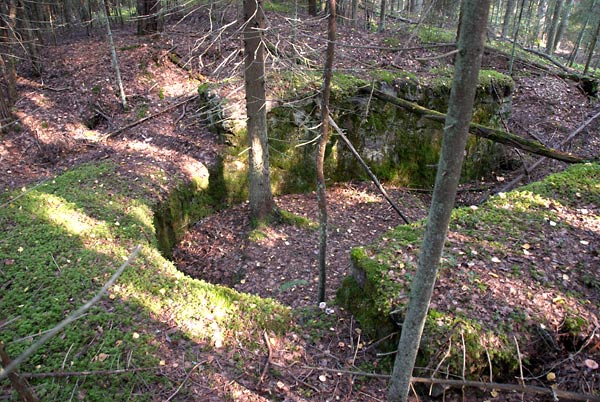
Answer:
[362, 88, 586, 164]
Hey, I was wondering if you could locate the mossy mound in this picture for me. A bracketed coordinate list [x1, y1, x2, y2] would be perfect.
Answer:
[0, 161, 290, 400]
[337, 163, 600, 380]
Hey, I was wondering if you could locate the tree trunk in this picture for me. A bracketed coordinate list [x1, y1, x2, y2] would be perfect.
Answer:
[545, 0, 563, 54]
[244, 0, 276, 222]
[531, 0, 546, 48]
[502, 0, 516, 37]
[0, 0, 17, 130]
[568, 0, 596, 67]
[378, 0, 386, 31]
[136, 0, 162, 34]
[316, 0, 336, 304]
[584, 13, 600, 75]
[387, 2, 491, 401]
[308, 0, 317, 15]
[351, 0, 359, 27]
[100, 0, 128, 109]
[552, 0, 573, 52]
[509, 0, 526, 74]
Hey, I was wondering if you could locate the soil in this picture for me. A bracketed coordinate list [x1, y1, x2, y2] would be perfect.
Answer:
[1, 9, 599, 402]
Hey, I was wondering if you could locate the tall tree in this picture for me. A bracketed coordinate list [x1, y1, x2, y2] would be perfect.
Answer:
[584, 12, 600, 75]
[100, 0, 128, 109]
[545, 0, 564, 53]
[387, 0, 491, 401]
[308, 0, 317, 15]
[568, 0, 597, 66]
[552, 0, 574, 52]
[0, 0, 17, 130]
[136, 0, 162, 34]
[502, 0, 516, 37]
[243, 0, 276, 222]
[316, 0, 336, 303]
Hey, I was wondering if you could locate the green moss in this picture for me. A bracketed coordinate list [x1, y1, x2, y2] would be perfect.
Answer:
[338, 163, 600, 380]
[417, 26, 455, 43]
[0, 161, 291, 400]
[382, 37, 401, 48]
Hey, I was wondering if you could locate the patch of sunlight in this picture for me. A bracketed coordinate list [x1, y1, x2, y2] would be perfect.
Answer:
[491, 190, 556, 212]
[126, 200, 155, 232]
[180, 157, 209, 187]
[33, 193, 109, 236]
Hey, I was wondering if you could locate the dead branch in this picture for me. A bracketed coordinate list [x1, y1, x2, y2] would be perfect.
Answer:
[328, 115, 411, 224]
[0, 245, 142, 381]
[300, 366, 600, 401]
[258, 331, 273, 385]
[165, 361, 206, 402]
[496, 108, 600, 194]
[0, 341, 39, 402]
[98, 95, 198, 141]
[362, 88, 586, 164]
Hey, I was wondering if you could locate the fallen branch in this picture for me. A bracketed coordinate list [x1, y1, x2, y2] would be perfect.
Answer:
[362, 88, 586, 164]
[415, 49, 459, 61]
[300, 366, 600, 401]
[329, 115, 411, 224]
[98, 95, 199, 142]
[496, 108, 600, 194]
[0, 342, 38, 402]
[0, 245, 142, 381]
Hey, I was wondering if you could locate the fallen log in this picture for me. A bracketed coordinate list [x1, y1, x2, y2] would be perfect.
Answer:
[360, 88, 586, 164]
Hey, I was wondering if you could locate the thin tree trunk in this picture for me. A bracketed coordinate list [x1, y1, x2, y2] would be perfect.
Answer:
[308, 0, 317, 15]
[244, 0, 276, 222]
[584, 14, 600, 75]
[552, 0, 573, 52]
[100, 0, 128, 109]
[387, 4, 491, 400]
[568, 0, 596, 67]
[316, 0, 336, 303]
[545, 0, 563, 54]
[378, 0, 386, 31]
[509, 0, 526, 74]
[502, 0, 516, 37]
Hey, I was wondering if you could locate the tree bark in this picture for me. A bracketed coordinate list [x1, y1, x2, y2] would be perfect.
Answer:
[545, 0, 563, 54]
[316, 0, 336, 303]
[502, 0, 516, 37]
[568, 0, 596, 67]
[584, 13, 600, 75]
[100, 0, 128, 109]
[552, 0, 573, 52]
[136, 0, 162, 34]
[244, 0, 276, 222]
[308, 0, 317, 15]
[361, 88, 585, 163]
[387, 1, 491, 400]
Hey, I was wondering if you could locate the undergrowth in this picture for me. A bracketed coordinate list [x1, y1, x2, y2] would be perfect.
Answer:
[0, 161, 290, 400]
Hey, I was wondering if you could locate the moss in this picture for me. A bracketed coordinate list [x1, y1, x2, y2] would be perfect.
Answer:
[0, 161, 291, 400]
[417, 26, 455, 43]
[338, 163, 600, 380]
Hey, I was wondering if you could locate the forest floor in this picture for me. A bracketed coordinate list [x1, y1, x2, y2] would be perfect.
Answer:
[1, 8, 600, 402]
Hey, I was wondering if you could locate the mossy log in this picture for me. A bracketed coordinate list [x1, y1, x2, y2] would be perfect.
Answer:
[362, 88, 586, 164]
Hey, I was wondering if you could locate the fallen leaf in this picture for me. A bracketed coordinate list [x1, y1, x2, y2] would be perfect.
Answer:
[584, 359, 599, 370]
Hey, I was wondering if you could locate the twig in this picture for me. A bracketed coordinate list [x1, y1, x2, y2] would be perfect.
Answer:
[0, 245, 142, 381]
[0, 316, 21, 331]
[328, 115, 411, 224]
[21, 366, 159, 379]
[514, 336, 525, 401]
[0, 342, 38, 402]
[300, 366, 600, 401]
[495, 108, 600, 196]
[165, 361, 205, 402]
[258, 331, 273, 385]
[415, 49, 459, 61]
[0, 178, 50, 209]
[98, 96, 198, 141]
